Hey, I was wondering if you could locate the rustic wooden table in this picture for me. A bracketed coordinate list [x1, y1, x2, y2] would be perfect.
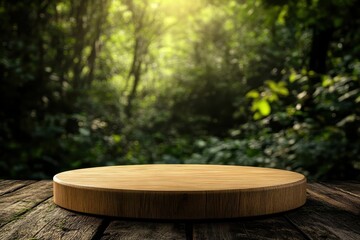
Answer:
[0, 180, 359, 240]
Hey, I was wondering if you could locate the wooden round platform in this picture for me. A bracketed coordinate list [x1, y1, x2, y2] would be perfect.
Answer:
[53, 164, 306, 220]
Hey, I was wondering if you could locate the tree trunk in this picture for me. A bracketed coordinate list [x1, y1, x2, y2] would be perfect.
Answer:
[304, 25, 333, 113]
[125, 58, 142, 118]
[86, 0, 108, 87]
[72, 0, 86, 90]
[309, 26, 333, 75]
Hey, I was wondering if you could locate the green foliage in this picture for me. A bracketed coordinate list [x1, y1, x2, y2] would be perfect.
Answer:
[246, 80, 290, 119]
[245, 71, 360, 179]
[0, 0, 359, 180]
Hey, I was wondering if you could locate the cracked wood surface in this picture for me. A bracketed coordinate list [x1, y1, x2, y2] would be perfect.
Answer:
[0, 180, 358, 240]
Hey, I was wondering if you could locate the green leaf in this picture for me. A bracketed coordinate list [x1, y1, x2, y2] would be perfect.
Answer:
[268, 93, 279, 102]
[276, 6, 288, 25]
[253, 112, 262, 120]
[112, 134, 122, 143]
[258, 99, 271, 116]
[251, 101, 259, 112]
[289, 72, 298, 83]
[246, 90, 260, 99]
[308, 70, 316, 76]
[266, 80, 289, 96]
[322, 76, 333, 87]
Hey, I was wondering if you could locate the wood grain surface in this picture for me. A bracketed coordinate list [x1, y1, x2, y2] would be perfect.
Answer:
[53, 164, 307, 219]
[1, 180, 359, 239]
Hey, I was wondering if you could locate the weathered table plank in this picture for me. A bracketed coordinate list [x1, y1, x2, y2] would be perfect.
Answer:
[322, 181, 360, 197]
[193, 216, 306, 240]
[0, 180, 35, 196]
[0, 180, 359, 240]
[0, 198, 103, 240]
[101, 221, 187, 240]
[0, 181, 53, 228]
[308, 183, 360, 214]
[285, 183, 360, 240]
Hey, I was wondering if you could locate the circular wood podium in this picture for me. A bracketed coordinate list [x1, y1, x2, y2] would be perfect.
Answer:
[53, 164, 306, 220]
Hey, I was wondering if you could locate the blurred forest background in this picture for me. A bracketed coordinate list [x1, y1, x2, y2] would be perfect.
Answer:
[0, 0, 359, 180]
